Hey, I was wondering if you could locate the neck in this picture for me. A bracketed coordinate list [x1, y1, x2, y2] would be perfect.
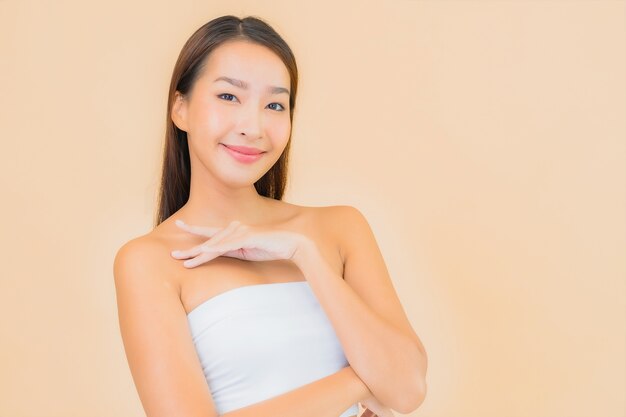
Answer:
[175, 170, 273, 228]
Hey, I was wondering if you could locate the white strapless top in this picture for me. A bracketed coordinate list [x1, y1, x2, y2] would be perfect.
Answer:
[186, 280, 359, 417]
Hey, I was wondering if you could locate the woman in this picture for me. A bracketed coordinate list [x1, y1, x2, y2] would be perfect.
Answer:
[114, 14, 427, 417]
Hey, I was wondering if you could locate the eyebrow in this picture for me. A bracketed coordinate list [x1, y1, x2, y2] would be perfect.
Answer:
[213, 76, 290, 96]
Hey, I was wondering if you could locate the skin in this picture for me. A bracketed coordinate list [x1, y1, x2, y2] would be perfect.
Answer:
[156, 38, 345, 321]
[140, 39, 393, 416]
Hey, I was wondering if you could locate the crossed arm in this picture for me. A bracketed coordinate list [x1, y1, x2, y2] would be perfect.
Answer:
[114, 206, 426, 416]
[291, 206, 428, 413]
[221, 366, 368, 417]
[115, 237, 380, 417]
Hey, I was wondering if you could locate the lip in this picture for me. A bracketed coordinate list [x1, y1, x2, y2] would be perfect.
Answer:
[220, 143, 265, 163]
[221, 144, 265, 155]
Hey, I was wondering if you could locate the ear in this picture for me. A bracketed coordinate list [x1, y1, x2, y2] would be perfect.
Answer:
[171, 91, 189, 132]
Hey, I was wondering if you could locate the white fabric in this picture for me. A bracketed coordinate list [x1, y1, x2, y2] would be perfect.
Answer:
[187, 280, 359, 417]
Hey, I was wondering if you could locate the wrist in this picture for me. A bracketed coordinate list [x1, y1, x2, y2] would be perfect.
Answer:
[290, 236, 319, 269]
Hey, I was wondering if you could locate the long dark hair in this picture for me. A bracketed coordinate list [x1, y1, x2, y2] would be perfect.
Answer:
[154, 15, 299, 227]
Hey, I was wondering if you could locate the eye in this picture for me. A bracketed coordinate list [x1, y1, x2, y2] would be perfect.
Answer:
[217, 93, 238, 102]
[268, 103, 286, 112]
[217, 94, 286, 112]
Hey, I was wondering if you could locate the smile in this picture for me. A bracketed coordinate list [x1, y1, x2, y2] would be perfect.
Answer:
[221, 143, 265, 163]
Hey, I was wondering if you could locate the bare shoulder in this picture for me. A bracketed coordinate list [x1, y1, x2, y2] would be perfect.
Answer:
[114, 234, 156, 264]
[112, 235, 179, 311]
[305, 204, 371, 263]
[319, 204, 365, 222]
[112, 233, 218, 416]
[113, 234, 176, 293]
[280, 203, 358, 230]
[296, 204, 364, 223]
[114, 235, 161, 275]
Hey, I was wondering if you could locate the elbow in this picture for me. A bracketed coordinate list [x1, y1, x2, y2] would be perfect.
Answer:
[393, 377, 427, 414]
[372, 337, 429, 413]
[393, 348, 428, 414]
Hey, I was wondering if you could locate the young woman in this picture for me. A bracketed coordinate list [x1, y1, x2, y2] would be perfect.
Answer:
[113, 15, 427, 417]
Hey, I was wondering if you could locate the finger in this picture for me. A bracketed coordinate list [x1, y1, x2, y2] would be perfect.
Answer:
[202, 220, 243, 247]
[171, 221, 243, 259]
[201, 226, 254, 256]
[182, 251, 219, 268]
[171, 245, 204, 259]
[200, 240, 244, 257]
[175, 219, 221, 237]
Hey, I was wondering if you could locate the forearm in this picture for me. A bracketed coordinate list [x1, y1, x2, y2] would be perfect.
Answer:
[293, 240, 426, 412]
[222, 366, 370, 417]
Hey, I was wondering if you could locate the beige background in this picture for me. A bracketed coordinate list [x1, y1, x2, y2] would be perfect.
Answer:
[1, 0, 624, 416]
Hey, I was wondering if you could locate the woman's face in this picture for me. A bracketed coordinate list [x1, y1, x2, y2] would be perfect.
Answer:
[172, 39, 292, 188]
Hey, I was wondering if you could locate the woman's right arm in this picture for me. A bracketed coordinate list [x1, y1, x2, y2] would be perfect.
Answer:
[223, 366, 370, 417]
[114, 238, 373, 417]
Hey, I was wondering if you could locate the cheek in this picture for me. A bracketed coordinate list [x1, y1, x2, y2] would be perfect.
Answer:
[268, 119, 291, 145]
[190, 103, 233, 139]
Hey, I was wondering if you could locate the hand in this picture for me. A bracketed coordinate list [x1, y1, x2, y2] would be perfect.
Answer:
[170, 219, 307, 268]
[360, 395, 395, 417]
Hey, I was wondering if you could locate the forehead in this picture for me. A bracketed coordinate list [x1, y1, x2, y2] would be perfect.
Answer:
[200, 40, 290, 89]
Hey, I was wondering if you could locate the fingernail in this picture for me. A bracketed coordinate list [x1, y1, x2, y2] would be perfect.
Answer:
[171, 250, 180, 256]
[175, 219, 185, 226]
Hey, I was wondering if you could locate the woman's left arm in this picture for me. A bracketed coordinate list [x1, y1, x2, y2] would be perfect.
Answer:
[291, 205, 428, 414]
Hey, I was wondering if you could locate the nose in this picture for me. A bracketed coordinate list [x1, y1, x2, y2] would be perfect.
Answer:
[237, 102, 263, 140]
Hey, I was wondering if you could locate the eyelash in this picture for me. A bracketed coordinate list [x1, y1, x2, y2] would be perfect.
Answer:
[217, 93, 286, 112]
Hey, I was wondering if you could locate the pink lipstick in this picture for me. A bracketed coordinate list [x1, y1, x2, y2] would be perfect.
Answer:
[221, 143, 265, 163]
